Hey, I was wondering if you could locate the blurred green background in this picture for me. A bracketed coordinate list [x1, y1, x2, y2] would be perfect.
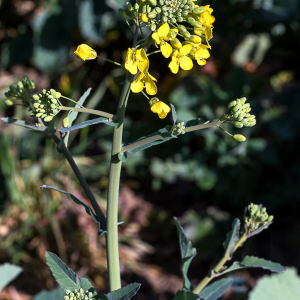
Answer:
[1, 0, 300, 299]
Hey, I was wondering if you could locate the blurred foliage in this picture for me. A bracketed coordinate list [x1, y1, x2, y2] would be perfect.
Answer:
[1, 0, 300, 299]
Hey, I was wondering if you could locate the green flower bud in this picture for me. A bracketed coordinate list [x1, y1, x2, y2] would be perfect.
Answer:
[192, 21, 202, 28]
[256, 210, 260, 217]
[150, 23, 156, 31]
[134, 3, 139, 10]
[187, 17, 195, 24]
[36, 113, 43, 117]
[51, 99, 58, 104]
[177, 16, 184, 22]
[148, 12, 157, 18]
[30, 80, 35, 89]
[182, 31, 191, 38]
[228, 100, 236, 109]
[188, 35, 201, 43]
[247, 115, 255, 120]
[64, 296, 69, 300]
[193, 7, 205, 14]
[126, 2, 133, 11]
[80, 288, 84, 294]
[155, 7, 161, 13]
[168, 29, 177, 39]
[5, 91, 14, 98]
[162, 16, 168, 22]
[248, 121, 256, 127]
[241, 119, 248, 125]
[9, 85, 18, 94]
[234, 122, 243, 128]
[233, 134, 246, 142]
[171, 38, 182, 49]
[240, 97, 247, 104]
[118, 8, 127, 19]
[33, 94, 40, 100]
[42, 89, 47, 94]
[33, 103, 40, 108]
[4, 100, 14, 106]
[149, 0, 157, 5]
[182, 10, 189, 16]
[159, 0, 164, 5]
[268, 215, 274, 222]
[177, 25, 187, 33]
[170, 17, 177, 23]
[88, 293, 93, 297]
[17, 81, 23, 89]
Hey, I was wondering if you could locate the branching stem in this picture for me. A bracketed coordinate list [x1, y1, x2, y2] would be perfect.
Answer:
[59, 106, 117, 120]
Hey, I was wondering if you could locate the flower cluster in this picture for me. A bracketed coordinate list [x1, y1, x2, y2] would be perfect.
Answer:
[223, 97, 256, 128]
[171, 121, 186, 135]
[64, 288, 93, 300]
[4, 76, 35, 107]
[244, 203, 274, 235]
[30, 89, 62, 122]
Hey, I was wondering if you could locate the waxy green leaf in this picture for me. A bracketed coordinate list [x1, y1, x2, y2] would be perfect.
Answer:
[198, 278, 233, 300]
[223, 218, 240, 260]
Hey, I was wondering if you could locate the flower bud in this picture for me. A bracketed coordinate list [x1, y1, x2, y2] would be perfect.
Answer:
[233, 134, 246, 142]
[118, 8, 127, 19]
[228, 100, 236, 109]
[193, 7, 205, 14]
[187, 17, 195, 25]
[193, 21, 203, 28]
[177, 25, 187, 33]
[155, 7, 161, 13]
[177, 16, 184, 22]
[150, 23, 156, 31]
[17, 81, 23, 89]
[4, 100, 14, 106]
[9, 85, 18, 94]
[188, 35, 201, 43]
[234, 122, 243, 128]
[33, 94, 40, 100]
[149, 0, 157, 5]
[182, 10, 189, 16]
[63, 117, 70, 127]
[147, 12, 157, 18]
[159, 0, 164, 5]
[126, 2, 133, 11]
[170, 38, 182, 49]
[33, 103, 40, 108]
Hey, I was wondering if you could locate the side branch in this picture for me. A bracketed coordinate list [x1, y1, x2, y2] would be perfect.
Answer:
[60, 106, 117, 120]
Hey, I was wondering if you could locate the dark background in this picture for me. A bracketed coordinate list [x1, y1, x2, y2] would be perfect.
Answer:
[0, 0, 300, 299]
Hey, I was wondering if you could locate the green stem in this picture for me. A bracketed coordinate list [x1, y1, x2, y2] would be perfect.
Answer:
[121, 120, 224, 153]
[60, 95, 85, 108]
[147, 50, 161, 56]
[193, 233, 247, 294]
[105, 25, 140, 292]
[59, 106, 117, 120]
[50, 134, 106, 229]
[97, 56, 125, 68]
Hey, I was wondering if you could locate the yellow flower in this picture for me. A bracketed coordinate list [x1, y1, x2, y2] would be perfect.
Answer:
[150, 98, 171, 119]
[199, 10, 215, 27]
[131, 72, 157, 95]
[140, 13, 148, 22]
[194, 45, 210, 65]
[125, 48, 149, 75]
[74, 44, 97, 61]
[168, 44, 193, 74]
[152, 23, 173, 58]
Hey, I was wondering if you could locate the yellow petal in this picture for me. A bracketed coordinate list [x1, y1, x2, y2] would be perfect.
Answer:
[168, 60, 179, 74]
[145, 78, 157, 95]
[140, 13, 148, 22]
[74, 44, 97, 61]
[203, 5, 213, 14]
[125, 62, 138, 74]
[152, 32, 161, 45]
[179, 44, 193, 56]
[147, 73, 157, 82]
[161, 42, 173, 58]
[157, 23, 170, 38]
[151, 101, 171, 119]
[205, 26, 213, 41]
[131, 73, 144, 93]
[195, 48, 210, 60]
[180, 56, 193, 70]
[136, 49, 149, 72]
[200, 11, 215, 26]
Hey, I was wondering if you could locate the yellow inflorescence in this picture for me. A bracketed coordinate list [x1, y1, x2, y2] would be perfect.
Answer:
[74, 44, 97, 61]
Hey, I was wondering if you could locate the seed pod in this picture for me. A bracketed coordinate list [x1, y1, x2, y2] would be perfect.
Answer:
[233, 134, 246, 142]
[170, 38, 182, 49]
[118, 8, 127, 19]
[193, 7, 205, 14]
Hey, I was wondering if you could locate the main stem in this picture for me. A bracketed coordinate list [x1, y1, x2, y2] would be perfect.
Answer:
[193, 234, 247, 294]
[106, 25, 139, 292]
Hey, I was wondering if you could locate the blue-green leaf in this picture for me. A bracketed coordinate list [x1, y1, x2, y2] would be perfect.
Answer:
[1, 117, 54, 133]
[174, 217, 197, 290]
[0, 263, 23, 291]
[198, 278, 233, 300]
[34, 287, 65, 300]
[59, 116, 118, 133]
[95, 283, 141, 300]
[220, 256, 286, 275]
[173, 290, 200, 300]
[171, 104, 177, 124]
[45, 252, 95, 293]
[40, 185, 106, 236]
[223, 219, 240, 260]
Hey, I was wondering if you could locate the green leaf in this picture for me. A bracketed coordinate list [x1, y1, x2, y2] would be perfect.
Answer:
[1, 117, 54, 133]
[95, 283, 141, 300]
[249, 268, 300, 300]
[185, 118, 203, 128]
[40, 185, 106, 236]
[0, 263, 23, 291]
[173, 290, 200, 300]
[64, 88, 92, 147]
[223, 219, 240, 260]
[221, 256, 285, 275]
[59, 117, 118, 133]
[45, 252, 77, 290]
[121, 127, 172, 160]
[174, 217, 197, 290]
[171, 104, 177, 124]
[45, 252, 95, 293]
[34, 287, 65, 300]
[198, 278, 233, 300]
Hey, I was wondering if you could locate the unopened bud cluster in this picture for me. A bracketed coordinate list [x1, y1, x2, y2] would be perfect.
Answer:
[30, 89, 62, 122]
[64, 288, 93, 300]
[172, 122, 186, 135]
[223, 98, 256, 128]
[4, 76, 35, 107]
[245, 203, 273, 235]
